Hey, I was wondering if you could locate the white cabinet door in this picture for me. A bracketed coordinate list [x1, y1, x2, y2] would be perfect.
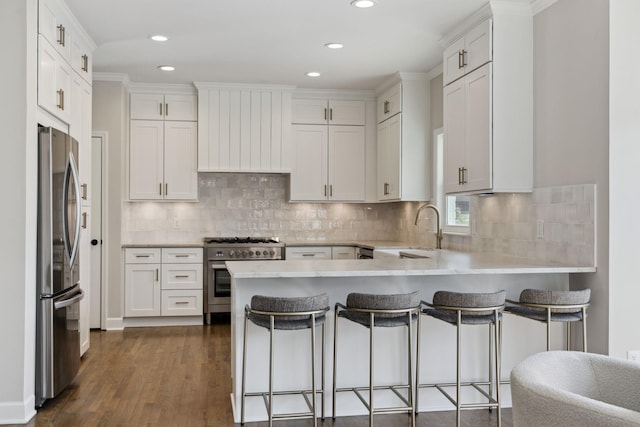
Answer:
[164, 95, 198, 121]
[329, 126, 365, 201]
[444, 64, 491, 194]
[328, 100, 365, 125]
[125, 263, 161, 317]
[464, 64, 492, 192]
[131, 93, 197, 121]
[38, 0, 71, 59]
[292, 99, 328, 125]
[443, 19, 492, 86]
[377, 83, 402, 123]
[443, 78, 467, 194]
[290, 125, 328, 201]
[70, 34, 92, 83]
[377, 114, 401, 200]
[164, 121, 198, 200]
[130, 93, 165, 120]
[38, 36, 72, 124]
[79, 206, 90, 355]
[129, 120, 164, 200]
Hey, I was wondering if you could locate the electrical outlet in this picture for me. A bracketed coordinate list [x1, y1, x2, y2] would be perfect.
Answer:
[536, 220, 544, 239]
[627, 350, 640, 362]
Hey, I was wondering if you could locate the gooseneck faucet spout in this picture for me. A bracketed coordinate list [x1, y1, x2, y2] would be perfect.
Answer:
[414, 203, 443, 249]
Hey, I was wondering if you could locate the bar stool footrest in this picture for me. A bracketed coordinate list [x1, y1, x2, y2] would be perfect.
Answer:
[335, 384, 414, 414]
[417, 382, 499, 412]
[244, 389, 323, 421]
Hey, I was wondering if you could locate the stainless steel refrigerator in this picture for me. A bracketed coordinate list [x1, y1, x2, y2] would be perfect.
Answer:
[36, 126, 84, 407]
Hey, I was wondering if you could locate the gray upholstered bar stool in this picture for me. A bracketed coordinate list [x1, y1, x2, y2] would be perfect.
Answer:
[505, 288, 590, 351]
[332, 291, 421, 427]
[416, 290, 506, 427]
[241, 294, 330, 426]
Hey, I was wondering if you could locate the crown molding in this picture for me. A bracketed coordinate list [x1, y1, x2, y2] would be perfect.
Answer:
[530, 0, 560, 15]
[93, 72, 130, 85]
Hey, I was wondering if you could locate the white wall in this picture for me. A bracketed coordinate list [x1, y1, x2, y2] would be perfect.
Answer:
[533, 0, 609, 354]
[92, 80, 127, 329]
[0, 0, 38, 423]
[608, 0, 640, 359]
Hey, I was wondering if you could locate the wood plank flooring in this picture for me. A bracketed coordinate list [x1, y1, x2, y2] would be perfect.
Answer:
[15, 318, 512, 427]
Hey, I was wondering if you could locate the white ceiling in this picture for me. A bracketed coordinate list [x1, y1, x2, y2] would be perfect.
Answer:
[66, 0, 498, 90]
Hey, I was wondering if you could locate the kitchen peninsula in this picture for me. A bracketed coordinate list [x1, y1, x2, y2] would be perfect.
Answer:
[228, 250, 595, 422]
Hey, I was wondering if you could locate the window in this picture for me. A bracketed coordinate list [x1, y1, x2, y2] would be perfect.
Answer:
[434, 128, 470, 234]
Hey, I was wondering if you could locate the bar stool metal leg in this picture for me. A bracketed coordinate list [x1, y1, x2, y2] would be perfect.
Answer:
[310, 314, 317, 427]
[369, 312, 374, 427]
[241, 311, 249, 425]
[269, 316, 274, 427]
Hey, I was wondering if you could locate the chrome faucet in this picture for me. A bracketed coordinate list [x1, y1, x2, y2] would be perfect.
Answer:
[414, 204, 443, 249]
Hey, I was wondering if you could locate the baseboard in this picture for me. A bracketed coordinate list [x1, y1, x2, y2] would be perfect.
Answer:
[104, 317, 124, 330]
[0, 395, 37, 425]
[123, 316, 203, 328]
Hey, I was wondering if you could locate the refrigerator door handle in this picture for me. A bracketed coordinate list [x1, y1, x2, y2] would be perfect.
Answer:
[54, 288, 84, 310]
[62, 151, 82, 268]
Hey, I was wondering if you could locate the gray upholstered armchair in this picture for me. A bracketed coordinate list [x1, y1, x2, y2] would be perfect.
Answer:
[511, 351, 640, 426]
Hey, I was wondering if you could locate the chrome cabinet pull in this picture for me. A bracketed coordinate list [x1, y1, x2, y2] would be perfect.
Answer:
[165, 103, 168, 117]
[135, 255, 151, 258]
[458, 167, 462, 185]
[302, 253, 316, 257]
[175, 254, 189, 258]
[81, 183, 88, 200]
[383, 100, 390, 115]
[324, 185, 327, 197]
[159, 103, 163, 116]
[175, 301, 189, 305]
[56, 89, 65, 110]
[81, 212, 87, 229]
[81, 54, 89, 72]
[458, 49, 468, 69]
[165, 183, 168, 196]
[329, 185, 333, 197]
[159, 183, 163, 196]
[324, 108, 327, 120]
[329, 108, 333, 121]
[156, 268, 159, 281]
[383, 182, 390, 195]
[174, 275, 189, 278]
[57, 25, 65, 46]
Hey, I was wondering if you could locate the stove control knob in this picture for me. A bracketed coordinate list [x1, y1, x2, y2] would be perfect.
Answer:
[229, 250, 235, 257]
[263, 251, 268, 256]
[249, 251, 254, 256]
[242, 251, 248, 257]
[269, 250, 275, 256]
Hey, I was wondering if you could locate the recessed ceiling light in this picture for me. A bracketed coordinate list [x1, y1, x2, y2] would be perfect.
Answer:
[306, 72, 321, 77]
[150, 35, 168, 42]
[158, 65, 175, 71]
[351, 0, 376, 8]
[325, 43, 344, 49]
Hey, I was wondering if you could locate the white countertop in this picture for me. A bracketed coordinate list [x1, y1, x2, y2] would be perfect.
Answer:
[227, 249, 596, 279]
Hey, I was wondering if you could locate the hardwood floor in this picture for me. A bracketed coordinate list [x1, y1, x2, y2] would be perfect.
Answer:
[16, 319, 512, 427]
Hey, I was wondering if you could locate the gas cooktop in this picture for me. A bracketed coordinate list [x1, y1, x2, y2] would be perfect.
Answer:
[204, 236, 281, 245]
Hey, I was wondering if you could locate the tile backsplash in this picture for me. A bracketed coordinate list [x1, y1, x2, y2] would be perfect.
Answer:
[122, 174, 595, 266]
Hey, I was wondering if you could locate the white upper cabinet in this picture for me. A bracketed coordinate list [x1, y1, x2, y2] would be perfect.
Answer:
[442, 4, 533, 194]
[292, 99, 365, 126]
[37, 0, 95, 124]
[376, 83, 402, 123]
[196, 84, 293, 173]
[443, 19, 492, 86]
[130, 93, 197, 121]
[129, 120, 198, 201]
[375, 73, 430, 202]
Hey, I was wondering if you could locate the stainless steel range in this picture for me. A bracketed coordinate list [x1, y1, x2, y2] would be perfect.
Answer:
[204, 237, 285, 320]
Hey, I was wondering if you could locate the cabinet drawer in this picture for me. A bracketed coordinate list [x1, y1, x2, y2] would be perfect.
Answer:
[332, 246, 357, 259]
[161, 264, 203, 290]
[125, 248, 161, 263]
[161, 247, 203, 263]
[161, 290, 203, 316]
[285, 246, 332, 260]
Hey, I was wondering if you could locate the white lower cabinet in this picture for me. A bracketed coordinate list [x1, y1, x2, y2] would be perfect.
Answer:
[124, 248, 202, 321]
[286, 246, 357, 260]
